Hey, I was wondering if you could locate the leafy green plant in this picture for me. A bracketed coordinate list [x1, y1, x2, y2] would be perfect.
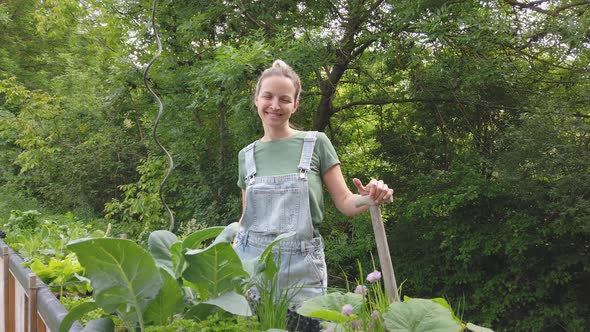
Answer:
[29, 253, 92, 297]
[298, 293, 464, 332]
[252, 274, 298, 331]
[2, 210, 105, 261]
[297, 270, 493, 332]
[1, 210, 106, 300]
[60, 295, 111, 326]
[145, 312, 261, 332]
[104, 155, 175, 241]
[6, 209, 41, 230]
[60, 223, 296, 331]
[239, 231, 311, 330]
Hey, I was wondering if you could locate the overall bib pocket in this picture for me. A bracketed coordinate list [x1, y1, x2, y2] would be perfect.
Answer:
[251, 187, 302, 233]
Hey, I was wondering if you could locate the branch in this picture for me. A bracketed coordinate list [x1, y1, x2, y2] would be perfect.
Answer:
[508, 45, 578, 71]
[237, 0, 264, 29]
[504, 0, 590, 16]
[334, 98, 451, 113]
[504, 0, 563, 17]
[325, 0, 345, 21]
[573, 111, 590, 119]
[351, 37, 377, 58]
[517, 0, 551, 6]
[554, 0, 590, 12]
[369, 0, 386, 13]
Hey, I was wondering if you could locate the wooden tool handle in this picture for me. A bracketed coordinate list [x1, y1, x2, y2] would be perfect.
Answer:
[354, 195, 393, 208]
[354, 195, 399, 303]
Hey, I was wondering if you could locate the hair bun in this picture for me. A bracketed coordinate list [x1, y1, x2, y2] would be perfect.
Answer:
[272, 59, 291, 69]
[254, 59, 302, 101]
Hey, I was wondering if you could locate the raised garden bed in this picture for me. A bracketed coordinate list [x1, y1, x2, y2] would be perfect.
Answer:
[1, 239, 83, 332]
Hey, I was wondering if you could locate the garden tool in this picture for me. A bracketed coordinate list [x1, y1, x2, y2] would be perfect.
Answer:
[355, 195, 399, 303]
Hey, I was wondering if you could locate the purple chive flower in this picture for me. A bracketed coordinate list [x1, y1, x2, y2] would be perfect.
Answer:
[351, 319, 362, 329]
[371, 310, 380, 321]
[366, 270, 382, 283]
[354, 284, 367, 295]
[341, 303, 354, 316]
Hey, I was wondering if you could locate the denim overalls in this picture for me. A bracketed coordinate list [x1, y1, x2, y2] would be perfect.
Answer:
[235, 131, 327, 305]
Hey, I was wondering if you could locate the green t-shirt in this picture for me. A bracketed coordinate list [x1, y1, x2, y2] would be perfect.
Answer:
[237, 131, 340, 225]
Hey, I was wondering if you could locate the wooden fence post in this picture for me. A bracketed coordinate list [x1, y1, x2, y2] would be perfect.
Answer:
[9, 257, 19, 332]
[2, 245, 9, 332]
[28, 273, 38, 332]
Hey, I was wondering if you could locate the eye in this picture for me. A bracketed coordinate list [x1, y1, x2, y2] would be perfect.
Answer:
[280, 97, 292, 103]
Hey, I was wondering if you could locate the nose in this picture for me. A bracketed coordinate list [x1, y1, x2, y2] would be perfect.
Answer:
[270, 97, 280, 110]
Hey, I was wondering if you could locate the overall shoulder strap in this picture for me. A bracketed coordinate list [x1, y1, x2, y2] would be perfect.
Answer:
[298, 131, 318, 172]
[244, 141, 257, 181]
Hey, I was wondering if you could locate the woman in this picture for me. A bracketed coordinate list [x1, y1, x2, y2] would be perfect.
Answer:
[234, 60, 393, 305]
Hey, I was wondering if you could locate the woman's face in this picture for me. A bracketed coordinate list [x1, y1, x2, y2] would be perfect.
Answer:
[255, 75, 299, 130]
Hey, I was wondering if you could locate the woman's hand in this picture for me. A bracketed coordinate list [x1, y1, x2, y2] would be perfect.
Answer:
[323, 164, 394, 216]
[353, 178, 394, 205]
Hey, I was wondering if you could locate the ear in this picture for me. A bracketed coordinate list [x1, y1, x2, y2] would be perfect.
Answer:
[292, 100, 299, 113]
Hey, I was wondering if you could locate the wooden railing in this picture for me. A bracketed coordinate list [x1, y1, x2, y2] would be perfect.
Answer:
[1, 239, 82, 332]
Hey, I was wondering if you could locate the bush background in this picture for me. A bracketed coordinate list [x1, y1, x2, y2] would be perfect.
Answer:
[1, 1, 588, 330]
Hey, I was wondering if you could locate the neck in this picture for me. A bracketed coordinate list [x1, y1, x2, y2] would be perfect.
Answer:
[261, 125, 297, 142]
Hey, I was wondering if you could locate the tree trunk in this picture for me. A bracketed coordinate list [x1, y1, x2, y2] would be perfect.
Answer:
[314, 62, 348, 131]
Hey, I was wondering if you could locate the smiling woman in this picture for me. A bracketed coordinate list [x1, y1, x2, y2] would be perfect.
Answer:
[253, 60, 302, 139]
[255, 75, 299, 135]
[233, 60, 394, 318]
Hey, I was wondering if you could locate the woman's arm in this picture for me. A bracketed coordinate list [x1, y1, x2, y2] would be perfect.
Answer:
[323, 164, 394, 217]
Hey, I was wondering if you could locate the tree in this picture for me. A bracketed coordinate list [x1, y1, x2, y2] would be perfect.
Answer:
[1, 0, 588, 330]
[0, 0, 147, 212]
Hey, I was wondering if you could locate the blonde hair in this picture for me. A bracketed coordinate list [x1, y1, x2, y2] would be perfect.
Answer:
[254, 60, 302, 101]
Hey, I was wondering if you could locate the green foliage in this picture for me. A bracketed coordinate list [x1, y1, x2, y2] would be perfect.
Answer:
[60, 295, 107, 326]
[148, 229, 182, 277]
[298, 291, 467, 332]
[1, 0, 589, 330]
[2, 209, 105, 261]
[298, 292, 365, 324]
[320, 211, 377, 287]
[104, 155, 173, 241]
[143, 269, 185, 326]
[145, 313, 260, 332]
[59, 301, 100, 332]
[0, 188, 39, 219]
[61, 224, 310, 331]
[0, 0, 146, 214]
[80, 318, 115, 332]
[239, 231, 298, 330]
[29, 254, 92, 296]
[382, 297, 462, 332]
[391, 156, 589, 330]
[1, 208, 108, 303]
[7, 209, 41, 230]
[297, 262, 487, 332]
[183, 242, 248, 299]
[252, 274, 295, 331]
[62, 223, 272, 330]
[67, 238, 164, 329]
